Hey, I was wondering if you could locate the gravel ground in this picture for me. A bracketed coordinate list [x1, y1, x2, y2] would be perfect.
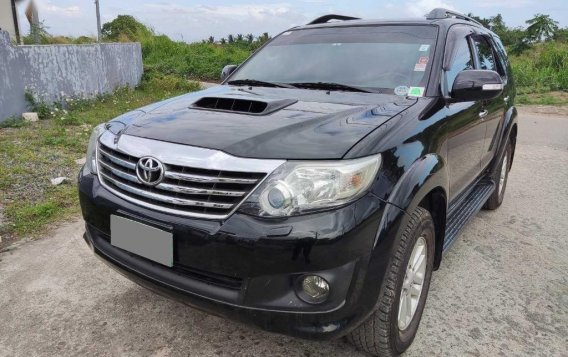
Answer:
[0, 109, 567, 357]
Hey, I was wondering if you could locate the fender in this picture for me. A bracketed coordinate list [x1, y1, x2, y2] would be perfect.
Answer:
[374, 153, 448, 247]
[489, 106, 518, 176]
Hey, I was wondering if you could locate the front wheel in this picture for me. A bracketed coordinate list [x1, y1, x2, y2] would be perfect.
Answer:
[484, 140, 512, 210]
[347, 207, 435, 356]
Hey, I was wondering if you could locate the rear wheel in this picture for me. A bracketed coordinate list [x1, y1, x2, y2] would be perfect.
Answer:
[484, 140, 512, 210]
[347, 207, 435, 356]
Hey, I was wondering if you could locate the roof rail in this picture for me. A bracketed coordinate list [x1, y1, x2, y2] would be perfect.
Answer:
[426, 8, 482, 26]
[307, 14, 360, 25]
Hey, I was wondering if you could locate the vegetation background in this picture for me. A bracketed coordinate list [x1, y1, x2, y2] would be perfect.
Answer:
[23, 12, 568, 105]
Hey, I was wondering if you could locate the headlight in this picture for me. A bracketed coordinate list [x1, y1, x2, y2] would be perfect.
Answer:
[84, 123, 106, 175]
[239, 154, 381, 217]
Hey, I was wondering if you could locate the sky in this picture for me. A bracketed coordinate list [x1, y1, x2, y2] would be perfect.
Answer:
[15, 0, 568, 42]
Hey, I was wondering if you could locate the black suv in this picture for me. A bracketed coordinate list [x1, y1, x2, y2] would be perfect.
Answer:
[78, 9, 517, 356]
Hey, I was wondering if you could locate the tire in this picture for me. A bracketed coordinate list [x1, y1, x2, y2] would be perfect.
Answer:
[347, 207, 435, 356]
[484, 140, 512, 210]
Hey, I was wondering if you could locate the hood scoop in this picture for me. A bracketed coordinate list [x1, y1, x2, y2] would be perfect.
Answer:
[191, 96, 297, 116]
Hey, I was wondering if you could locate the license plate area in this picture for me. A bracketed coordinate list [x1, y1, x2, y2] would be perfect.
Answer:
[111, 215, 173, 267]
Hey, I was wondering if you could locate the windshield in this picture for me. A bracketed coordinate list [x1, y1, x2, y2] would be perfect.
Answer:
[230, 25, 438, 95]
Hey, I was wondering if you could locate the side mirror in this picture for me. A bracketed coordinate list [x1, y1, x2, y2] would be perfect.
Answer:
[451, 70, 503, 102]
[221, 65, 238, 82]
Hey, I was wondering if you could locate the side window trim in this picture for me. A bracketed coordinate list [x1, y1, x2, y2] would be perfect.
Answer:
[442, 24, 475, 97]
[467, 35, 480, 69]
[488, 36, 508, 80]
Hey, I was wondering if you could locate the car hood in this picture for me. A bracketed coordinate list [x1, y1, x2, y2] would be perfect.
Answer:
[116, 85, 418, 160]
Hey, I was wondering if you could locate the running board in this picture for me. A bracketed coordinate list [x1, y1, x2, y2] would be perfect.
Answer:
[443, 181, 495, 251]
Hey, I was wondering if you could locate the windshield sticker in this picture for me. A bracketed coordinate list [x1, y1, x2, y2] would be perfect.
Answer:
[419, 44, 430, 51]
[394, 86, 409, 96]
[414, 57, 429, 72]
[414, 63, 426, 71]
[408, 87, 425, 97]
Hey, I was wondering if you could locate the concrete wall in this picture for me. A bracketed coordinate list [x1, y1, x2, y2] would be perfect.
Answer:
[0, 30, 143, 121]
[0, 0, 18, 42]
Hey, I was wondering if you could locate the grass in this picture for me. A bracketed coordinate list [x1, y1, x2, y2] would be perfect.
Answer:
[0, 80, 200, 241]
[510, 42, 568, 95]
[142, 35, 253, 81]
[517, 91, 568, 105]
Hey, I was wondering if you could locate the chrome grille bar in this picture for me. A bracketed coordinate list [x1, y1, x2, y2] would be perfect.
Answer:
[164, 171, 259, 184]
[98, 147, 136, 170]
[157, 182, 246, 197]
[98, 160, 139, 183]
[99, 171, 234, 209]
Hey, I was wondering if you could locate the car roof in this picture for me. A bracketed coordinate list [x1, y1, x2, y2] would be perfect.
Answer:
[292, 13, 497, 37]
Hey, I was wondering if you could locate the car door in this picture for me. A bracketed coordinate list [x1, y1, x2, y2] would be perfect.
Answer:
[470, 35, 507, 170]
[445, 26, 486, 201]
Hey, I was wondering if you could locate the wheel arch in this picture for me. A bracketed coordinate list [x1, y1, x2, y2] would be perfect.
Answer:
[418, 188, 447, 270]
[490, 106, 518, 175]
[376, 154, 449, 268]
[509, 122, 518, 168]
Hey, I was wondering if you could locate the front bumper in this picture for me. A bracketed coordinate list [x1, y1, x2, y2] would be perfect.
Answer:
[78, 170, 399, 339]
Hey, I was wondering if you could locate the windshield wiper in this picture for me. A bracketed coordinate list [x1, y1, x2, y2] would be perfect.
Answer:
[227, 79, 296, 89]
[289, 82, 376, 93]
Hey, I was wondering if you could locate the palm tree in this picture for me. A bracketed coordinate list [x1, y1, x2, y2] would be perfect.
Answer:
[236, 34, 244, 42]
[227, 34, 234, 43]
[208, 36, 215, 43]
[246, 34, 254, 43]
[526, 14, 559, 42]
[220, 38, 226, 45]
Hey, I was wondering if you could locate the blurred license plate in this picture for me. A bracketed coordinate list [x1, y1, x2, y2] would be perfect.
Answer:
[110, 215, 173, 267]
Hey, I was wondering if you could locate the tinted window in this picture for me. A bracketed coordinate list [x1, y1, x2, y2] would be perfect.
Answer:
[447, 37, 473, 87]
[473, 37, 496, 71]
[231, 26, 438, 93]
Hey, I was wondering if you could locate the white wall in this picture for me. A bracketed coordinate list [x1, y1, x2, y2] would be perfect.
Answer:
[0, 31, 144, 121]
[0, 0, 18, 41]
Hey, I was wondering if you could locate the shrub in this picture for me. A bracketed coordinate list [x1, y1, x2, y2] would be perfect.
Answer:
[141, 74, 201, 93]
[510, 42, 568, 93]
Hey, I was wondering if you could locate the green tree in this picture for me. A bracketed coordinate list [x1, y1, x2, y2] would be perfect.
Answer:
[101, 15, 153, 42]
[208, 36, 215, 43]
[488, 14, 507, 35]
[526, 14, 559, 42]
[246, 34, 254, 43]
[553, 28, 568, 43]
[466, 13, 491, 28]
[258, 32, 270, 44]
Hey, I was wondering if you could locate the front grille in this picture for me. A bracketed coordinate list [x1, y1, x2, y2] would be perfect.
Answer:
[97, 142, 266, 218]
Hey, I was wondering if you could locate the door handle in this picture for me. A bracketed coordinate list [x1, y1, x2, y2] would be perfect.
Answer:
[479, 110, 489, 120]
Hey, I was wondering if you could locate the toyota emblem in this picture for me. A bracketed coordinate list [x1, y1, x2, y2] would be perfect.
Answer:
[136, 157, 164, 186]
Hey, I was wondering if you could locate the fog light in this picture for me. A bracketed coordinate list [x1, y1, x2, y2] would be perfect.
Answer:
[298, 275, 330, 304]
